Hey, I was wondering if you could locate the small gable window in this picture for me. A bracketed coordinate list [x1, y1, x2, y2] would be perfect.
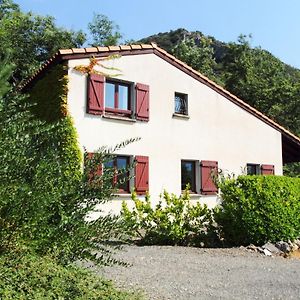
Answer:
[175, 92, 188, 115]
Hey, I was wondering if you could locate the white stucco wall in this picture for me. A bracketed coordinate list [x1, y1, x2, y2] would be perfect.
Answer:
[67, 53, 283, 213]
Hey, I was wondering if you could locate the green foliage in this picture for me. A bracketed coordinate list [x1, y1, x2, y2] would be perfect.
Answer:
[215, 175, 300, 246]
[0, 54, 13, 99]
[28, 63, 69, 121]
[284, 163, 300, 178]
[0, 0, 86, 84]
[0, 63, 138, 265]
[121, 189, 215, 246]
[172, 37, 220, 83]
[88, 13, 122, 47]
[0, 252, 142, 300]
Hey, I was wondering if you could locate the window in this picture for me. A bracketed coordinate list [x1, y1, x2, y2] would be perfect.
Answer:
[86, 153, 149, 194]
[247, 164, 260, 175]
[105, 155, 130, 193]
[175, 92, 188, 115]
[181, 160, 196, 192]
[87, 74, 150, 121]
[105, 80, 131, 116]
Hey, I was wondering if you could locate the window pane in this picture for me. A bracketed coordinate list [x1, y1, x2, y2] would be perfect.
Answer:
[105, 82, 115, 108]
[118, 85, 129, 110]
[104, 160, 114, 168]
[116, 157, 129, 191]
[116, 157, 128, 169]
[175, 93, 187, 115]
[247, 164, 259, 175]
[181, 161, 195, 191]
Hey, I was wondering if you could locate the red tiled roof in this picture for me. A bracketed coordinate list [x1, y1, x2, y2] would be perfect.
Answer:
[20, 43, 300, 149]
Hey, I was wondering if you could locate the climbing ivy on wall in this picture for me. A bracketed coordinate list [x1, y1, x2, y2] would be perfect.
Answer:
[28, 63, 82, 175]
[29, 63, 69, 121]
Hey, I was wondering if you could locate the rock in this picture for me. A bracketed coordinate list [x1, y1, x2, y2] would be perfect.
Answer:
[294, 239, 300, 247]
[257, 247, 264, 254]
[275, 241, 291, 253]
[246, 244, 258, 252]
[262, 242, 283, 255]
[291, 243, 299, 252]
[263, 249, 273, 256]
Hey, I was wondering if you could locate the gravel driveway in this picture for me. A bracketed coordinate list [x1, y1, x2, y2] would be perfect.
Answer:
[86, 245, 300, 300]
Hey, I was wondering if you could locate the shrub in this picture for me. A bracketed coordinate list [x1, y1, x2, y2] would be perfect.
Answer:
[0, 251, 142, 300]
[121, 189, 215, 246]
[215, 175, 300, 246]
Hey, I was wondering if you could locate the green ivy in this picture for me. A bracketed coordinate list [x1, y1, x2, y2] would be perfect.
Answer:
[28, 63, 69, 122]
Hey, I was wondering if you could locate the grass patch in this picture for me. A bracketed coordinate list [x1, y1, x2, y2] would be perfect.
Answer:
[0, 252, 143, 300]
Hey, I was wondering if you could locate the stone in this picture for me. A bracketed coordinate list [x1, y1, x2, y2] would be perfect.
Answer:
[262, 242, 283, 255]
[246, 244, 258, 252]
[263, 249, 273, 256]
[257, 247, 264, 254]
[293, 239, 300, 247]
[291, 243, 299, 252]
[275, 241, 291, 253]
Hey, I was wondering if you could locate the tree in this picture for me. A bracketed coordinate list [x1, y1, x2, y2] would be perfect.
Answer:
[88, 13, 122, 47]
[172, 36, 220, 83]
[0, 0, 86, 84]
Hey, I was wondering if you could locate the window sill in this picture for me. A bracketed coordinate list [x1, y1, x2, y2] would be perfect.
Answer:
[113, 193, 132, 197]
[172, 113, 190, 119]
[103, 114, 136, 122]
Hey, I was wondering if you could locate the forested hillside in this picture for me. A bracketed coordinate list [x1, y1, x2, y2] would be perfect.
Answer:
[140, 29, 300, 175]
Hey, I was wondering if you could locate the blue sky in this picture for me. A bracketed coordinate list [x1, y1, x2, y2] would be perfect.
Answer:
[14, 0, 300, 68]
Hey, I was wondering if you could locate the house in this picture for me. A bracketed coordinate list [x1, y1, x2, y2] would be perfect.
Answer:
[22, 43, 300, 213]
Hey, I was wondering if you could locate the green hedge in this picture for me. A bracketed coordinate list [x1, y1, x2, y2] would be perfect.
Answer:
[215, 175, 300, 245]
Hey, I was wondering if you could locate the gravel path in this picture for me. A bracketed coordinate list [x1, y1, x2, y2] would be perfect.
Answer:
[86, 245, 300, 300]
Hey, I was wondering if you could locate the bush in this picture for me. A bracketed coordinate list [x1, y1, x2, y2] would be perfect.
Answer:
[121, 189, 215, 246]
[215, 175, 300, 246]
[0, 251, 142, 300]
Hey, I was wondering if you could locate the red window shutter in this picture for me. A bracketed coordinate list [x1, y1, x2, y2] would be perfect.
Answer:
[135, 156, 149, 193]
[261, 164, 274, 175]
[136, 83, 149, 121]
[201, 160, 218, 195]
[87, 74, 104, 114]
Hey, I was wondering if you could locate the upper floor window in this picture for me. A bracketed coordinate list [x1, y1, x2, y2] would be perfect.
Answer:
[105, 80, 131, 116]
[175, 92, 188, 115]
[87, 74, 149, 121]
